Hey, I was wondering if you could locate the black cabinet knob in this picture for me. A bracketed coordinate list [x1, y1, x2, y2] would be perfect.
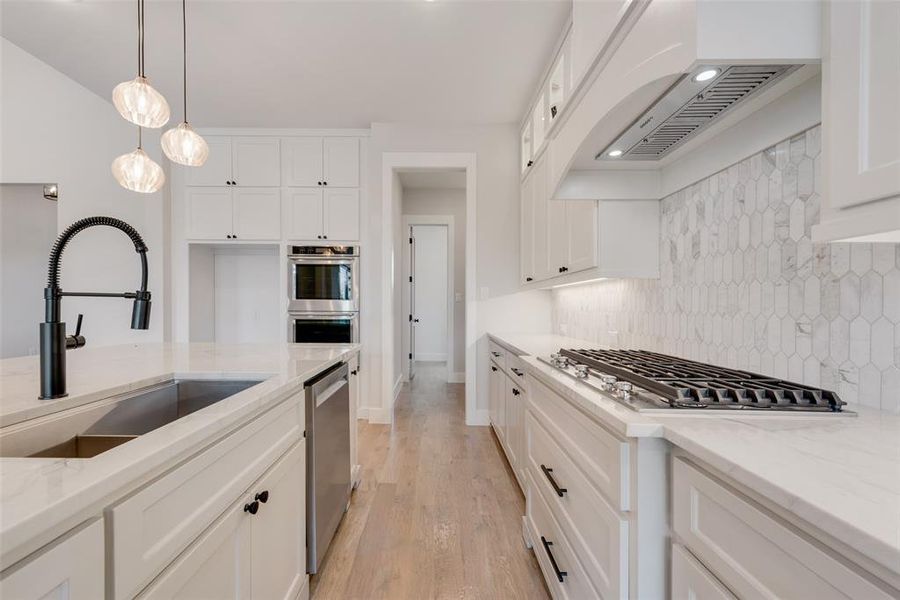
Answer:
[323, 235, 328, 239]
[526, 160, 534, 167]
[351, 369, 358, 375]
[317, 181, 322, 186]
[526, 277, 533, 282]
[255, 490, 269, 504]
[323, 181, 328, 185]
[512, 388, 520, 396]
[244, 500, 259, 515]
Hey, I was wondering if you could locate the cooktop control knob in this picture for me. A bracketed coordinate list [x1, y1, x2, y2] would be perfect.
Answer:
[615, 381, 634, 398]
[600, 375, 617, 389]
[573, 364, 589, 378]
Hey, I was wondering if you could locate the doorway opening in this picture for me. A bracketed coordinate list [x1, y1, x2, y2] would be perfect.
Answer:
[397, 168, 467, 391]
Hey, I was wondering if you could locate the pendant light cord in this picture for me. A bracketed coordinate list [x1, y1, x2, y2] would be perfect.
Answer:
[182, 0, 188, 123]
[137, 0, 145, 77]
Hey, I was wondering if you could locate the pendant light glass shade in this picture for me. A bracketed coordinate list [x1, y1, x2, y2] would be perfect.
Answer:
[162, 122, 208, 166]
[112, 76, 170, 128]
[111, 147, 165, 193]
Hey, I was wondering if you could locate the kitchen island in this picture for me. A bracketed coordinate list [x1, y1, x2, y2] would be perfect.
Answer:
[0, 342, 359, 599]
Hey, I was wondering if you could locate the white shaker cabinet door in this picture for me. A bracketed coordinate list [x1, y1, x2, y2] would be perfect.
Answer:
[531, 157, 552, 282]
[186, 136, 232, 186]
[137, 497, 252, 600]
[250, 440, 307, 600]
[671, 544, 736, 600]
[825, 0, 900, 210]
[566, 200, 598, 274]
[232, 188, 281, 240]
[520, 169, 536, 284]
[232, 137, 280, 187]
[547, 200, 568, 278]
[504, 382, 522, 473]
[285, 188, 325, 240]
[323, 188, 360, 241]
[282, 137, 324, 187]
[186, 188, 233, 239]
[0, 519, 104, 600]
[323, 137, 360, 187]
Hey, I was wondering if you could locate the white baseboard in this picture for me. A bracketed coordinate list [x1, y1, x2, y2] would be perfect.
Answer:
[357, 406, 369, 420]
[366, 407, 392, 424]
[447, 371, 465, 383]
[415, 353, 447, 362]
[467, 408, 490, 426]
[351, 464, 362, 489]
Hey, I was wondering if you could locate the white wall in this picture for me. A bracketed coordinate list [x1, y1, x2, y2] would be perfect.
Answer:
[362, 123, 552, 423]
[0, 38, 167, 345]
[0, 185, 58, 358]
[403, 188, 467, 373]
[411, 225, 449, 361]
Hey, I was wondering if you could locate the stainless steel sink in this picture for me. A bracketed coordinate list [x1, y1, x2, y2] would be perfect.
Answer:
[0, 379, 263, 459]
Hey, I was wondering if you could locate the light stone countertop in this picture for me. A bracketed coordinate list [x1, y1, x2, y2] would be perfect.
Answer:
[0, 342, 359, 570]
[488, 332, 900, 580]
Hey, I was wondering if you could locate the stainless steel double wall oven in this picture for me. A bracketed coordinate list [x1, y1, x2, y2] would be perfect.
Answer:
[287, 245, 359, 343]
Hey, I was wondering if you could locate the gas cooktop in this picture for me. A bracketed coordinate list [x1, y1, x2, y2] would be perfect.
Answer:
[540, 348, 847, 413]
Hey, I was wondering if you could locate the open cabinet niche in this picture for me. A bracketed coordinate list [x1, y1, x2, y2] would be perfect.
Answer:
[188, 244, 281, 343]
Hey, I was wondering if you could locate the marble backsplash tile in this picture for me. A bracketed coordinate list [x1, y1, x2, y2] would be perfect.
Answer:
[551, 125, 900, 412]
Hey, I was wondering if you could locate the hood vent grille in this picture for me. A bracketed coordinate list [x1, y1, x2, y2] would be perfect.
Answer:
[598, 65, 798, 161]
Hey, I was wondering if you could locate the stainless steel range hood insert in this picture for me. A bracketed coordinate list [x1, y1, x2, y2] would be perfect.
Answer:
[597, 65, 799, 162]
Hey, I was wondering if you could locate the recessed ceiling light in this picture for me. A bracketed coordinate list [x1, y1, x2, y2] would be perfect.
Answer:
[693, 69, 719, 82]
[607, 149, 623, 157]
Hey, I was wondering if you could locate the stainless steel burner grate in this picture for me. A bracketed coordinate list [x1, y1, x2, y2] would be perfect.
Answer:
[559, 349, 844, 411]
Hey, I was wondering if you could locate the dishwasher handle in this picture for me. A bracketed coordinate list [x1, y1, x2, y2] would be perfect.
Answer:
[315, 377, 348, 407]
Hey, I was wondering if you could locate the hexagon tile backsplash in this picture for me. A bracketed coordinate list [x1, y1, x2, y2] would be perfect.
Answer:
[551, 125, 900, 412]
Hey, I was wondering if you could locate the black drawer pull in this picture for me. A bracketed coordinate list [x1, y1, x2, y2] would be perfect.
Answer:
[540, 464, 567, 497]
[540, 536, 567, 582]
[491, 351, 501, 357]
[255, 490, 269, 503]
[491, 366, 498, 372]
[512, 388, 520, 396]
[244, 500, 259, 515]
[511, 367, 524, 377]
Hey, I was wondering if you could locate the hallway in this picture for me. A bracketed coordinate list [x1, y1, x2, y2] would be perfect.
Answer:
[310, 363, 549, 599]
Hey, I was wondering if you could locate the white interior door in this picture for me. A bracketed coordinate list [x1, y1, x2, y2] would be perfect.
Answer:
[412, 225, 449, 363]
[408, 227, 416, 381]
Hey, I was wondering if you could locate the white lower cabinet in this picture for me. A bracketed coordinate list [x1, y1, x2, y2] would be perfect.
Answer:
[0, 519, 104, 600]
[503, 379, 525, 488]
[673, 458, 894, 600]
[671, 544, 736, 600]
[139, 440, 307, 600]
[489, 360, 506, 440]
[348, 352, 361, 488]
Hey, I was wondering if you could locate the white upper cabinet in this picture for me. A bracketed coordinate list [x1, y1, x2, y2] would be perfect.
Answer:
[0, 519, 104, 600]
[186, 136, 233, 186]
[232, 137, 281, 187]
[520, 169, 536, 283]
[813, 0, 900, 242]
[323, 188, 360, 241]
[282, 137, 324, 187]
[186, 188, 280, 240]
[187, 188, 233, 240]
[232, 189, 281, 240]
[186, 136, 280, 187]
[284, 189, 325, 240]
[282, 137, 360, 187]
[323, 137, 360, 187]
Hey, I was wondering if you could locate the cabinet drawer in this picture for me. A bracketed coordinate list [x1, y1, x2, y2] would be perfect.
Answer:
[526, 470, 600, 600]
[110, 395, 303, 599]
[673, 458, 894, 600]
[672, 544, 736, 600]
[507, 353, 528, 382]
[528, 376, 630, 511]
[527, 411, 627, 600]
[488, 340, 507, 371]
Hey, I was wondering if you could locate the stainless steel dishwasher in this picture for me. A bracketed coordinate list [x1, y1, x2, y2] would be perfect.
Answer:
[305, 361, 351, 574]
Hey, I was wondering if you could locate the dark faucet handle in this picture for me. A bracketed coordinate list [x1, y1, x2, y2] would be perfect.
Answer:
[66, 314, 86, 349]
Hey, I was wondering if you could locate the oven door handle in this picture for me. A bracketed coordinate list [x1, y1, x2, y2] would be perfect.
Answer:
[288, 256, 356, 264]
[290, 313, 358, 320]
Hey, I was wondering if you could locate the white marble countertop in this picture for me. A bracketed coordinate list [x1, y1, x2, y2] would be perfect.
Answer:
[488, 332, 900, 579]
[0, 342, 359, 570]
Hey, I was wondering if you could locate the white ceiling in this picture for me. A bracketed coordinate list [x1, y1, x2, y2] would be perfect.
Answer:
[399, 169, 465, 189]
[0, 0, 570, 128]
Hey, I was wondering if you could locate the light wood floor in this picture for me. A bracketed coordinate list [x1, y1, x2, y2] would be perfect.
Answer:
[310, 363, 550, 600]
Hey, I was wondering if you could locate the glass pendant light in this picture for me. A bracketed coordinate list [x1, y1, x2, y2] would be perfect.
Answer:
[113, 0, 170, 128]
[112, 128, 166, 193]
[162, 0, 208, 166]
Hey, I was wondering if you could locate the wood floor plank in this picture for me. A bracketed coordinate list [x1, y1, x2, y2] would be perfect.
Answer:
[310, 363, 549, 600]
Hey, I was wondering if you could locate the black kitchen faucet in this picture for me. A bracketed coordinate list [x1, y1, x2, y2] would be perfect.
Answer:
[39, 216, 151, 399]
